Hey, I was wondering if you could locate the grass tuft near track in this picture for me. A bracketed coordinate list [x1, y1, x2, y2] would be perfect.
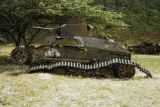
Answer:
[0, 45, 160, 107]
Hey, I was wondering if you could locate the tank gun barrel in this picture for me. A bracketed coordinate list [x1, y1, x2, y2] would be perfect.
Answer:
[33, 26, 62, 37]
[33, 26, 54, 30]
[32, 26, 59, 33]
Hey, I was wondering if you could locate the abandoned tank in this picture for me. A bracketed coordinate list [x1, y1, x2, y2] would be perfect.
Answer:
[10, 22, 152, 78]
[128, 42, 160, 55]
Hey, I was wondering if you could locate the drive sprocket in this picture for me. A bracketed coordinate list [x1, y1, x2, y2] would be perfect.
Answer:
[10, 46, 35, 64]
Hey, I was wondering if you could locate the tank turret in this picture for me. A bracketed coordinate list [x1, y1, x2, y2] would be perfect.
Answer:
[33, 23, 93, 38]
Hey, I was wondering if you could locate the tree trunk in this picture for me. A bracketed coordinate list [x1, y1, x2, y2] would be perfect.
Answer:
[12, 35, 21, 48]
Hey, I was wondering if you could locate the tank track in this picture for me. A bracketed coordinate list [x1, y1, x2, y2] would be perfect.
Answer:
[28, 58, 152, 78]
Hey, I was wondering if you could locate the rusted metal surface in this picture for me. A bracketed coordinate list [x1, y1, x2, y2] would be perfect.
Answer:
[10, 22, 152, 78]
[60, 24, 92, 37]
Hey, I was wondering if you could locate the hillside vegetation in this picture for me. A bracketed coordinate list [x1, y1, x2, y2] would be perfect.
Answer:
[0, 0, 160, 46]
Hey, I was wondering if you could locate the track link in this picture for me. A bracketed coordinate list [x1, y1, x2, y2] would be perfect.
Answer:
[29, 58, 152, 78]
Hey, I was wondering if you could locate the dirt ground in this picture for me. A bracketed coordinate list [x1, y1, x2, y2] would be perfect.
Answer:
[0, 44, 160, 107]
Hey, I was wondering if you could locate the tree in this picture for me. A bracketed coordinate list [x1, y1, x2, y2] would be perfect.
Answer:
[42, 0, 127, 38]
[0, 34, 7, 43]
[0, 0, 127, 46]
[0, 0, 54, 47]
[95, 0, 160, 43]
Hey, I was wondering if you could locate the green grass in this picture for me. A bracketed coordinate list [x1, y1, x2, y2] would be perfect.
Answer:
[133, 55, 160, 73]
[0, 44, 14, 57]
[0, 45, 160, 107]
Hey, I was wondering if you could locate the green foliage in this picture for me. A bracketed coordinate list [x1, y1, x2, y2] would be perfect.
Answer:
[124, 0, 160, 43]
[41, 0, 127, 38]
[0, 0, 127, 44]
[96, 0, 160, 42]
[0, 34, 7, 43]
[0, 0, 159, 44]
[0, 0, 53, 47]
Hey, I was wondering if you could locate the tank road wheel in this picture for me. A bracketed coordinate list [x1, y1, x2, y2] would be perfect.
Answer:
[113, 64, 135, 78]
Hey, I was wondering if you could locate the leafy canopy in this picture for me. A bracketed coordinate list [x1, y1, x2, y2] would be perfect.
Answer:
[42, 0, 126, 26]
[0, 0, 127, 46]
[39, 0, 127, 37]
[0, 0, 52, 47]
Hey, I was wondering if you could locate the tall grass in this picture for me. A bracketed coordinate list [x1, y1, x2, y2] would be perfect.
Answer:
[0, 45, 160, 107]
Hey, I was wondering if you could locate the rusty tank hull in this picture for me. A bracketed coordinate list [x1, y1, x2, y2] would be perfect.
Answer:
[30, 37, 135, 78]
[10, 23, 152, 78]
